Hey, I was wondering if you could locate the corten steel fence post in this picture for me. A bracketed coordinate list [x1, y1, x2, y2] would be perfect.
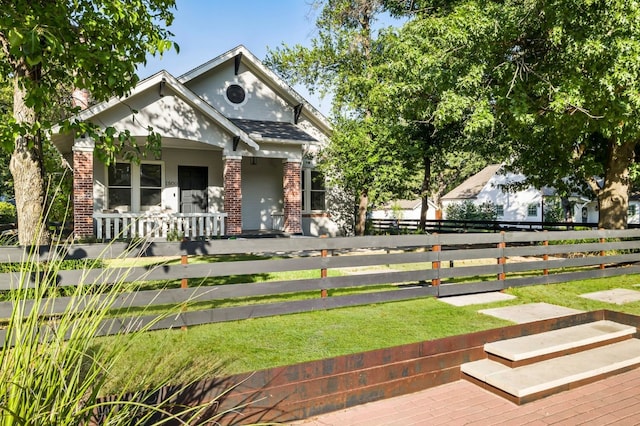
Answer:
[600, 233, 606, 270]
[497, 232, 506, 282]
[543, 232, 549, 276]
[320, 235, 328, 298]
[181, 250, 189, 330]
[431, 236, 441, 287]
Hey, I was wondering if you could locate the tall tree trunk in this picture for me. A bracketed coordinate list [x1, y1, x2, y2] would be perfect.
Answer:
[419, 155, 431, 232]
[356, 188, 369, 236]
[598, 139, 635, 230]
[10, 74, 49, 245]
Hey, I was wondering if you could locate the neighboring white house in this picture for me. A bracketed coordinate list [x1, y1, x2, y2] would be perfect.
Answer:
[441, 164, 640, 225]
[370, 198, 439, 221]
[441, 164, 545, 221]
[52, 45, 339, 239]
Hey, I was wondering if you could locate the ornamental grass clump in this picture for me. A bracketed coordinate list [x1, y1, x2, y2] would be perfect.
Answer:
[0, 238, 227, 425]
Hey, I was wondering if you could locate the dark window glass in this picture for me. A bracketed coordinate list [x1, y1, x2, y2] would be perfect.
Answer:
[141, 189, 161, 207]
[301, 171, 305, 211]
[108, 163, 131, 210]
[108, 188, 131, 209]
[311, 191, 325, 211]
[311, 171, 324, 190]
[108, 163, 131, 187]
[141, 164, 162, 187]
[310, 171, 325, 210]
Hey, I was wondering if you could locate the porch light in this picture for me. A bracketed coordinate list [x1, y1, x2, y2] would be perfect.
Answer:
[251, 157, 258, 166]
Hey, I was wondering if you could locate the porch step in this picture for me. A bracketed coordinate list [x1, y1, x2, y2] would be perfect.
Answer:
[461, 321, 640, 404]
[485, 320, 636, 367]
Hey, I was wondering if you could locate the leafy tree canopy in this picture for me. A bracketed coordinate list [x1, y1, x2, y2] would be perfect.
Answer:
[266, 0, 414, 235]
[385, 0, 640, 228]
[0, 0, 177, 244]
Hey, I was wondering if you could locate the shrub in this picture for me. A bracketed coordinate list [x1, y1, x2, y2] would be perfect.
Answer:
[446, 200, 497, 221]
[543, 197, 565, 223]
[0, 201, 16, 224]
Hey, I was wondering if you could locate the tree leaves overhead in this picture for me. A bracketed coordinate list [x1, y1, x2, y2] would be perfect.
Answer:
[0, 0, 177, 153]
[377, 0, 640, 228]
[0, 0, 177, 244]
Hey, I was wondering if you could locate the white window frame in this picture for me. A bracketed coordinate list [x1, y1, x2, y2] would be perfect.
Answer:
[301, 168, 326, 213]
[496, 204, 504, 217]
[139, 161, 164, 211]
[106, 160, 164, 213]
[527, 203, 538, 217]
[106, 162, 132, 212]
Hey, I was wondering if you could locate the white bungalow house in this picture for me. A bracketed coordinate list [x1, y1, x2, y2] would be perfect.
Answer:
[52, 45, 339, 240]
[441, 164, 546, 222]
[441, 164, 640, 225]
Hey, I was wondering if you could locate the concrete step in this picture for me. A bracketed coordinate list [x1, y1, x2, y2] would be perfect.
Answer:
[462, 338, 640, 404]
[485, 320, 636, 367]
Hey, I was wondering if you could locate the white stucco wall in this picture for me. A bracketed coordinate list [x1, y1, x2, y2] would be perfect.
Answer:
[571, 201, 599, 223]
[185, 62, 293, 122]
[91, 88, 233, 150]
[303, 216, 340, 237]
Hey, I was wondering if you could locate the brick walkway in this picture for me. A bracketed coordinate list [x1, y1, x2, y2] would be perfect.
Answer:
[294, 368, 640, 425]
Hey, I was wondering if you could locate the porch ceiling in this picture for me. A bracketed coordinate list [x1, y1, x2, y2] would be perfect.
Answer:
[50, 135, 223, 155]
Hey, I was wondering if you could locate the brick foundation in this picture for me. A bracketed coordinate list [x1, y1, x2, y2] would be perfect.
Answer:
[283, 161, 302, 234]
[73, 150, 94, 239]
[224, 157, 242, 235]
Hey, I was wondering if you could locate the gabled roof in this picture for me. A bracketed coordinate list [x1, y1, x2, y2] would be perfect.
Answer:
[179, 45, 331, 136]
[51, 70, 259, 152]
[52, 45, 330, 153]
[442, 164, 502, 200]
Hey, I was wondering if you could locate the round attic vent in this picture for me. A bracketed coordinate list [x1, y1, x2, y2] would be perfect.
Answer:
[226, 84, 246, 104]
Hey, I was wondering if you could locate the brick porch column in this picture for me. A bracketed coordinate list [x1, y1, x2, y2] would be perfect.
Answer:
[283, 160, 302, 234]
[224, 156, 242, 235]
[73, 143, 94, 240]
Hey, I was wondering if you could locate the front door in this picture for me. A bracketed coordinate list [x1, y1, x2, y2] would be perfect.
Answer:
[178, 166, 208, 213]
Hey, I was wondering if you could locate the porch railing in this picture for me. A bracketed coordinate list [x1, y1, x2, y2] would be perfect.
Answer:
[94, 212, 227, 240]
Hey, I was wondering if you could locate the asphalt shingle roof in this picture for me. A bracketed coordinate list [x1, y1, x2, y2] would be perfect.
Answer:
[230, 119, 317, 142]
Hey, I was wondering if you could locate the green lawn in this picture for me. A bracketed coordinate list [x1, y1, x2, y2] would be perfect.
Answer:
[100, 272, 640, 394]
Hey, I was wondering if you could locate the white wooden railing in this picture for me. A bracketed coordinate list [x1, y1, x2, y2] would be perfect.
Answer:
[94, 212, 227, 240]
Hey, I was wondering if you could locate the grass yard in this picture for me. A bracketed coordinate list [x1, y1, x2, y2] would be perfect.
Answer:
[100, 272, 640, 394]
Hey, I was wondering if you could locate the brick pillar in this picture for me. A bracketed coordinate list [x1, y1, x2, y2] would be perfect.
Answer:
[283, 160, 302, 234]
[73, 148, 94, 239]
[224, 156, 242, 235]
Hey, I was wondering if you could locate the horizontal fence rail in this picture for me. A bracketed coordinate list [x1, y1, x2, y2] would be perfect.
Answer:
[1, 229, 640, 345]
[368, 218, 613, 233]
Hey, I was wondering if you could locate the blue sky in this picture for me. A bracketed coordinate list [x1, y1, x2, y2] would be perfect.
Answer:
[138, 1, 405, 116]
[138, 1, 330, 113]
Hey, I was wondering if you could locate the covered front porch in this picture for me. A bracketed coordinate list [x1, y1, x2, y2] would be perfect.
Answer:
[82, 142, 304, 240]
